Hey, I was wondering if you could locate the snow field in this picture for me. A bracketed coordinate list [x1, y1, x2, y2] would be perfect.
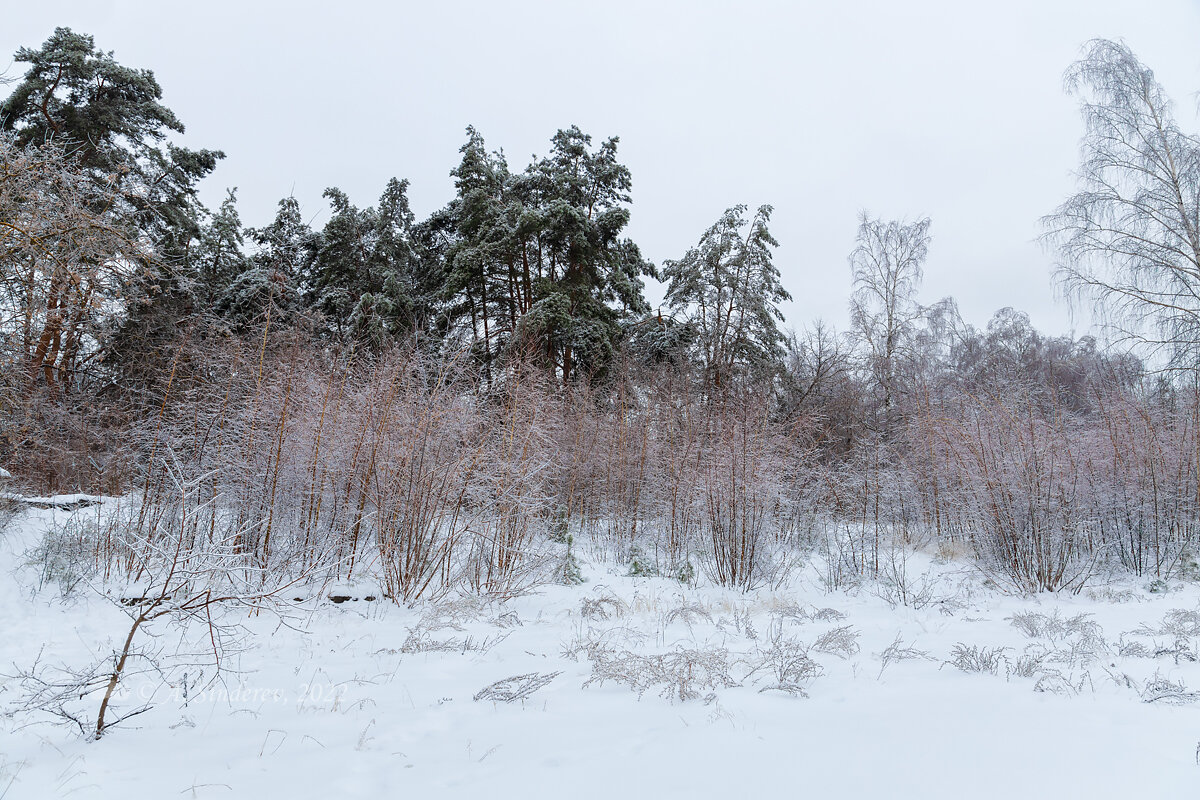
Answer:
[1, 502, 1198, 798]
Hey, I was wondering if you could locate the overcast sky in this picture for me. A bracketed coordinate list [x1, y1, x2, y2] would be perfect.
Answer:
[6, 1, 1200, 338]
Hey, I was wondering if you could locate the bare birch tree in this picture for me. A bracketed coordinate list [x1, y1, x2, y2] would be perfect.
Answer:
[848, 213, 931, 425]
[1045, 39, 1200, 373]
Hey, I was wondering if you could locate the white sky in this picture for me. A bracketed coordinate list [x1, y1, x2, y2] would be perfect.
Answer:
[5, 1, 1200, 337]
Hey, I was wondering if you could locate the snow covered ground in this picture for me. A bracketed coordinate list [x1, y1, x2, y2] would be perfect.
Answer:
[2, 501, 1198, 798]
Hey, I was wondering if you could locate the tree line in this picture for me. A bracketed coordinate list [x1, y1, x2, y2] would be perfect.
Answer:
[3, 30, 1199, 593]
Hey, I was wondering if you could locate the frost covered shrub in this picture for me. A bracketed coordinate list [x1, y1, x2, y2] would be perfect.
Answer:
[699, 394, 781, 590]
[463, 370, 557, 598]
[474, 672, 561, 703]
[811, 625, 861, 659]
[583, 644, 738, 702]
[26, 518, 99, 596]
[114, 348, 566, 604]
[875, 549, 941, 609]
[876, 634, 933, 677]
[1008, 610, 1101, 643]
[578, 586, 628, 621]
[909, 387, 1200, 590]
[1139, 608, 1200, 638]
[745, 621, 822, 696]
[1085, 391, 1200, 579]
[946, 643, 1008, 675]
[922, 394, 1096, 592]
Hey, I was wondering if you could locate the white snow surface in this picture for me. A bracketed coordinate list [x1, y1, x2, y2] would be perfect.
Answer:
[1, 501, 1198, 798]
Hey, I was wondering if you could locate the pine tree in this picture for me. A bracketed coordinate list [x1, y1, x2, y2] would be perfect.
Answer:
[518, 126, 654, 384]
[194, 189, 250, 310]
[1, 28, 223, 387]
[443, 127, 519, 380]
[306, 179, 423, 350]
[0, 27, 222, 257]
[662, 204, 790, 391]
[217, 197, 313, 334]
[433, 126, 654, 384]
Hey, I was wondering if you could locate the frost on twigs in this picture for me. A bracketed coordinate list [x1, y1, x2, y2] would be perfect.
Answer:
[744, 622, 822, 696]
[662, 599, 713, 629]
[583, 645, 738, 703]
[811, 625, 860, 659]
[473, 672, 562, 703]
[578, 586, 628, 621]
[1008, 610, 1101, 643]
[875, 633, 934, 678]
[1138, 608, 1200, 638]
[945, 643, 1008, 675]
[1140, 673, 1200, 705]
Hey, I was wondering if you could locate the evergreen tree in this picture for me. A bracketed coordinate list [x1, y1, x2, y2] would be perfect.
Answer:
[194, 189, 250, 310]
[0, 27, 222, 257]
[518, 126, 654, 383]
[307, 179, 423, 350]
[662, 204, 790, 390]
[217, 196, 313, 333]
[437, 125, 654, 384]
[443, 127, 519, 379]
[1, 28, 223, 385]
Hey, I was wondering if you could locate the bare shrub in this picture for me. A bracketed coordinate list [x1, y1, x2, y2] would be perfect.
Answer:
[1141, 672, 1200, 705]
[463, 370, 556, 598]
[946, 643, 1008, 675]
[1009, 610, 1061, 639]
[1116, 637, 1153, 658]
[560, 622, 649, 663]
[1089, 391, 1200, 578]
[357, 354, 482, 603]
[924, 393, 1097, 593]
[24, 515, 101, 597]
[115, 345, 565, 606]
[417, 595, 485, 630]
[662, 600, 714, 629]
[1032, 669, 1092, 696]
[745, 621, 822, 696]
[1151, 608, 1200, 638]
[809, 607, 847, 622]
[583, 645, 738, 702]
[8, 469, 308, 739]
[391, 625, 507, 656]
[875, 549, 940, 609]
[1007, 645, 1051, 679]
[701, 395, 777, 591]
[474, 672, 562, 703]
[1150, 640, 1197, 665]
[811, 625, 861, 659]
[1008, 610, 1104, 654]
[876, 633, 934, 677]
[0, 134, 145, 490]
[579, 586, 628, 621]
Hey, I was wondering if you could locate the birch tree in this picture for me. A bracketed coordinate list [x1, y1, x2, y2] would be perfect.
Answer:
[848, 213, 931, 422]
[1045, 39, 1200, 373]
